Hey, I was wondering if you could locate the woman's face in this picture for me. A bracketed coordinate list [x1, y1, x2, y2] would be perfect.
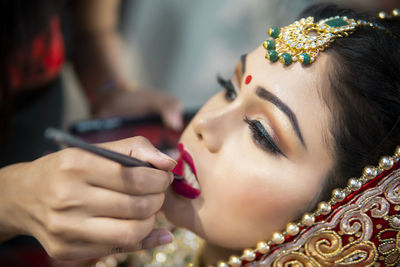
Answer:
[163, 45, 334, 249]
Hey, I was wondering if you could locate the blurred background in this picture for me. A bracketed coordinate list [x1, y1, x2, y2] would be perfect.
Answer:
[63, 0, 400, 127]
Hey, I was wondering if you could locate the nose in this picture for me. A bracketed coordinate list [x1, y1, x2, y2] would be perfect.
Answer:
[192, 101, 241, 153]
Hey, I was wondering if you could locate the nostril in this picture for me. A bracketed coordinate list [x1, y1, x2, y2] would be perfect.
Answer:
[197, 133, 203, 140]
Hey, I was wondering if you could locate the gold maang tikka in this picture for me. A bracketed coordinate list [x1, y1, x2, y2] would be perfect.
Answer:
[263, 16, 386, 66]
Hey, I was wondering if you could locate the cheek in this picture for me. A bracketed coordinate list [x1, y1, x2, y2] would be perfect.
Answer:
[199, 157, 324, 247]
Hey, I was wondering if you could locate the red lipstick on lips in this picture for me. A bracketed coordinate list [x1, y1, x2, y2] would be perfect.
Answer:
[172, 143, 201, 199]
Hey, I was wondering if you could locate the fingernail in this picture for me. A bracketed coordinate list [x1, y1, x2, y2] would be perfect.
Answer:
[158, 151, 177, 166]
[159, 232, 174, 245]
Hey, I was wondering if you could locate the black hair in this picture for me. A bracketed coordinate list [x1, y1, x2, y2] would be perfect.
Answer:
[299, 4, 400, 201]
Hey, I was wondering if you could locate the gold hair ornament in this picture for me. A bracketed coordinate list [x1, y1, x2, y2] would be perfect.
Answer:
[263, 15, 388, 66]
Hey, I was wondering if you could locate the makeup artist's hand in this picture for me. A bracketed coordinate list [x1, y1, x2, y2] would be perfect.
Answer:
[0, 137, 176, 260]
[93, 88, 184, 131]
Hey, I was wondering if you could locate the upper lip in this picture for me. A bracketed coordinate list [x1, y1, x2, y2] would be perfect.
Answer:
[178, 143, 198, 181]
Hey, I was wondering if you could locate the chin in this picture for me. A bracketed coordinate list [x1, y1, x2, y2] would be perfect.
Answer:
[163, 187, 198, 230]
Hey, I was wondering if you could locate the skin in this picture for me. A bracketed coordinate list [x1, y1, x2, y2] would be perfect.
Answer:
[163, 45, 335, 263]
[0, 137, 176, 260]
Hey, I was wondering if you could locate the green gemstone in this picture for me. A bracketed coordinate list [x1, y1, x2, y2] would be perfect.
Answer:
[325, 18, 348, 28]
[300, 53, 311, 65]
[266, 50, 278, 62]
[279, 53, 292, 65]
[268, 27, 280, 39]
[265, 39, 275, 50]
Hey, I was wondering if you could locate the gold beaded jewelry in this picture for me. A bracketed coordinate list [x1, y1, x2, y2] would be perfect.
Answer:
[263, 15, 388, 66]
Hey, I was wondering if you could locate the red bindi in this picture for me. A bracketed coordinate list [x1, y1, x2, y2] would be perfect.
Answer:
[245, 75, 252, 85]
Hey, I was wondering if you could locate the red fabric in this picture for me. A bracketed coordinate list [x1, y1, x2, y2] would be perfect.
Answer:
[8, 15, 65, 92]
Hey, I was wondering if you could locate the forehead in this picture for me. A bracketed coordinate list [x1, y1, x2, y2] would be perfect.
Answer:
[246, 45, 333, 157]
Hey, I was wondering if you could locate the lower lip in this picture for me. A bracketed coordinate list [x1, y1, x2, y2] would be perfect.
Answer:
[171, 143, 201, 199]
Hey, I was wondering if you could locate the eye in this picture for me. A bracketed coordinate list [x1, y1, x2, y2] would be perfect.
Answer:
[217, 75, 237, 101]
[244, 117, 287, 158]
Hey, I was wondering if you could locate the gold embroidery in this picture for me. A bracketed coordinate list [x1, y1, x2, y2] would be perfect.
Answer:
[377, 223, 400, 266]
[272, 231, 377, 266]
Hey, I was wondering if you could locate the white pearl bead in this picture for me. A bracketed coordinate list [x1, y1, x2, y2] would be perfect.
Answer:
[242, 249, 256, 261]
[378, 11, 388, 19]
[348, 178, 362, 191]
[286, 223, 300, 236]
[393, 9, 400, 17]
[256, 241, 270, 254]
[302, 213, 315, 226]
[363, 166, 377, 179]
[272, 232, 285, 244]
[395, 146, 400, 158]
[332, 188, 346, 202]
[379, 157, 394, 170]
[318, 201, 331, 215]
[217, 261, 229, 267]
[228, 256, 242, 267]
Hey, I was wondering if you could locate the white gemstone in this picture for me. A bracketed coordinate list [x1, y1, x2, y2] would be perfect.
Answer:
[327, 33, 333, 38]
[296, 43, 303, 49]
[311, 42, 317, 48]
[291, 41, 296, 47]
[317, 39, 323, 46]
[155, 252, 167, 263]
[304, 43, 310, 49]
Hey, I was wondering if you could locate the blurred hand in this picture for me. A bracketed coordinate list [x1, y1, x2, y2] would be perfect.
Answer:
[0, 137, 176, 260]
[93, 88, 184, 131]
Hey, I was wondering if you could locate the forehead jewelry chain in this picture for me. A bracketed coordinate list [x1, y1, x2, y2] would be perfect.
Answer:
[263, 15, 386, 66]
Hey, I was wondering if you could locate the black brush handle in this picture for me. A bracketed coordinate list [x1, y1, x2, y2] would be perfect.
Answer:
[44, 128, 183, 180]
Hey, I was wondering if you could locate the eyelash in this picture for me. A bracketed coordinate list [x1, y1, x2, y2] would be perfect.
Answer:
[217, 75, 237, 101]
[244, 117, 287, 157]
[217, 75, 286, 158]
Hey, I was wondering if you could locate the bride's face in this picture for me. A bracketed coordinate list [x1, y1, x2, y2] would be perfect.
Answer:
[163, 45, 334, 249]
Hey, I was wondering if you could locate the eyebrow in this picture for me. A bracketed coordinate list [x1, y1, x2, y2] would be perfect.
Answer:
[240, 54, 247, 74]
[256, 87, 306, 147]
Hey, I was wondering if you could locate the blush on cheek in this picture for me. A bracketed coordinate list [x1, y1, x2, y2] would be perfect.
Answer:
[245, 75, 252, 85]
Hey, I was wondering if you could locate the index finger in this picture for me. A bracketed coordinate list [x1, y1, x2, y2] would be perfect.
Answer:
[98, 136, 176, 171]
[86, 165, 173, 195]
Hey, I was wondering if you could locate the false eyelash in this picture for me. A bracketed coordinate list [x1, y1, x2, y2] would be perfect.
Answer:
[217, 75, 237, 101]
[244, 117, 287, 157]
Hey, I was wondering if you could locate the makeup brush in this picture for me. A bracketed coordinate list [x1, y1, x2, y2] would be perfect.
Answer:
[44, 127, 183, 181]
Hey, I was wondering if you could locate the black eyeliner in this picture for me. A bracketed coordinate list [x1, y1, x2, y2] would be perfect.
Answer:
[244, 117, 287, 158]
